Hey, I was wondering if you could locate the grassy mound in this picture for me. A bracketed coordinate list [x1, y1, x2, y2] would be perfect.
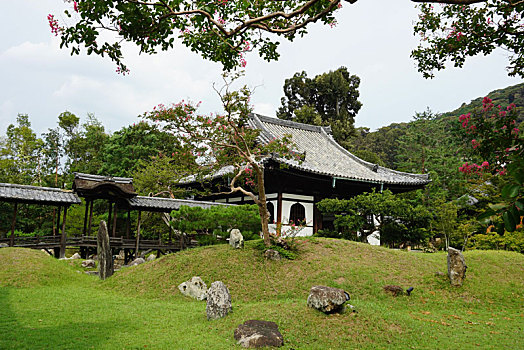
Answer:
[106, 238, 524, 305]
[0, 248, 90, 288]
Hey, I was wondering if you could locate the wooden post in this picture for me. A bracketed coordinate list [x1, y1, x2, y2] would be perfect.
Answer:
[59, 206, 68, 259]
[107, 202, 113, 235]
[135, 210, 141, 259]
[126, 209, 131, 239]
[87, 200, 94, 236]
[277, 191, 283, 225]
[82, 199, 89, 236]
[52, 207, 56, 236]
[56, 206, 62, 236]
[112, 203, 118, 237]
[9, 203, 18, 247]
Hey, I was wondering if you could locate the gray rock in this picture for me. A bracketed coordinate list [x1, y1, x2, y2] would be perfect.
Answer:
[97, 220, 114, 280]
[0, 243, 9, 248]
[206, 281, 232, 320]
[178, 276, 208, 301]
[234, 320, 284, 348]
[70, 252, 81, 259]
[146, 254, 156, 262]
[307, 285, 350, 314]
[130, 257, 145, 266]
[264, 249, 281, 261]
[448, 247, 467, 286]
[229, 229, 244, 249]
[81, 259, 96, 268]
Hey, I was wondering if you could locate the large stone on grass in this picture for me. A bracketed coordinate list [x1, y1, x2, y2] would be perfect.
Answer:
[81, 259, 96, 268]
[234, 320, 284, 348]
[70, 252, 81, 259]
[146, 254, 156, 262]
[229, 229, 244, 249]
[264, 249, 281, 261]
[307, 285, 350, 314]
[97, 220, 113, 280]
[0, 243, 9, 248]
[447, 247, 467, 287]
[178, 276, 208, 301]
[206, 281, 232, 320]
[129, 257, 145, 266]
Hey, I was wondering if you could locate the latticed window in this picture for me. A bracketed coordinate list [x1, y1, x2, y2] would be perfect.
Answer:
[289, 203, 306, 224]
[266, 202, 275, 224]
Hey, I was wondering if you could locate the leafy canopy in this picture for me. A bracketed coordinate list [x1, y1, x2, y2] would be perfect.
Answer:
[277, 67, 362, 148]
[54, 0, 347, 72]
[412, 0, 524, 78]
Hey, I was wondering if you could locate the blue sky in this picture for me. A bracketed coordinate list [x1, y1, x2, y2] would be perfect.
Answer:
[0, 1, 521, 136]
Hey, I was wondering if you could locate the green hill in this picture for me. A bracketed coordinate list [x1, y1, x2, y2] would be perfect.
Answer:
[442, 82, 524, 122]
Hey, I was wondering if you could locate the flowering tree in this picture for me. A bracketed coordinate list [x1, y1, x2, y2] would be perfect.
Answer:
[458, 97, 523, 232]
[412, 0, 524, 78]
[141, 75, 301, 247]
[52, 0, 347, 72]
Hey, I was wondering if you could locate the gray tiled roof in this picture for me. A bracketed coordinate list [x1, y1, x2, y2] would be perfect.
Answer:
[127, 196, 234, 211]
[0, 183, 81, 205]
[249, 114, 430, 186]
[74, 172, 133, 184]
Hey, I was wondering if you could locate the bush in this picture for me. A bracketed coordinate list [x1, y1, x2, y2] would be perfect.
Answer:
[470, 230, 524, 253]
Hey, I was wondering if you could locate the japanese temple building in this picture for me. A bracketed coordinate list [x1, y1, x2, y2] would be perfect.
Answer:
[189, 114, 431, 236]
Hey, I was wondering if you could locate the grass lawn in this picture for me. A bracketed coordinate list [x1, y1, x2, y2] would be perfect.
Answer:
[0, 238, 523, 349]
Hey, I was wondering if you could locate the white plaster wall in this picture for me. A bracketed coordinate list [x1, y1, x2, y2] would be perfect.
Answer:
[269, 224, 313, 237]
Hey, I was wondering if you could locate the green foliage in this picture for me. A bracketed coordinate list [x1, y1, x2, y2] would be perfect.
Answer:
[412, 2, 524, 78]
[277, 67, 362, 148]
[253, 239, 298, 260]
[170, 204, 261, 241]
[55, 0, 342, 72]
[101, 121, 183, 178]
[470, 230, 524, 253]
[0, 114, 44, 184]
[457, 98, 523, 232]
[317, 190, 431, 246]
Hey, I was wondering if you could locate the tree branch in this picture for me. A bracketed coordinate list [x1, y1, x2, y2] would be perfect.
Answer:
[411, 0, 488, 4]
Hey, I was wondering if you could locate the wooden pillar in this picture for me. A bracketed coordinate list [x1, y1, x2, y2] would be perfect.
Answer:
[107, 202, 113, 235]
[52, 207, 56, 236]
[135, 210, 141, 259]
[126, 209, 131, 239]
[59, 206, 68, 259]
[9, 203, 18, 247]
[112, 203, 118, 237]
[87, 200, 94, 236]
[277, 191, 283, 225]
[313, 197, 322, 234]
[82, 199, 89, 236]
[56, 206, 62, 236]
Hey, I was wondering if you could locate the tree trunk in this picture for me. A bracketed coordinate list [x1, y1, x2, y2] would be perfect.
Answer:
[255, 166, 271, 247]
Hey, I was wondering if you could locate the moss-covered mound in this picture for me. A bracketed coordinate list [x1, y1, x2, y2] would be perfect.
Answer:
[106, 238, 524, 305]
[0, 248, 89, 288]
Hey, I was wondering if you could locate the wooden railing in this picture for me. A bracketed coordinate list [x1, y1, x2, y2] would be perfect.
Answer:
[0, 235, 197, 251]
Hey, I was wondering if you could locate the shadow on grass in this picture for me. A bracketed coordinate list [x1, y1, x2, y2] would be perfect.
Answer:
[0, 287, 134, 350]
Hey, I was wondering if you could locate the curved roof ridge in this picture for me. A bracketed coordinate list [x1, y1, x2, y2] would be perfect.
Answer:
[251, 113, 330, 134]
